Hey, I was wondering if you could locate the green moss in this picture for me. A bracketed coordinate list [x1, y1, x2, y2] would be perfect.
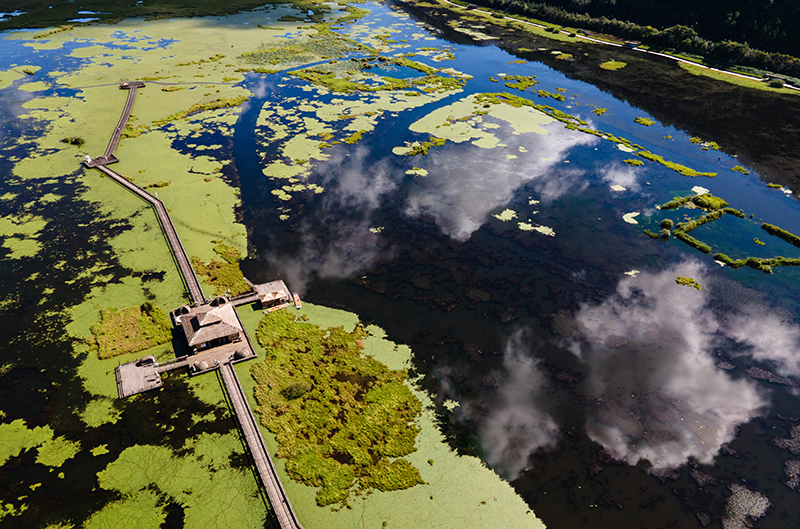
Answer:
[634, 117, 656, 126]
[762, 223, 800, 248]
[636, 150, 717, 177]
[502, 75, 538, 91]
[191, 244, 250, 297]
[536, 89, 565, 102]
[623, 158, 644, 166]
[754, 238, 766, 246]
[599, 60, 626, 70]
[592, 107, 607, 115]
[659, 195, 693, 210]
[343, 130, 367, 144]
[60, 136, 85, 147]
[661, 219, 674, 229]
[143, 181, 170, 189]
[721, 207, 746, 218]
[692, 193, 729, 211]
[676, 276, 701, 290]
[36, 436, 81, 467]
[674, 231, 711, 253]
[643, 229, 661, 239]
[406, 137, 447, 156]
[175, 53, 226, 67]
[732, 165, 751, 175]
[33, 25, 73, 39]
[90, 302, 173, 359]
[153, 96, 249, 125]
[689, 136, 703, 144]
[251, 310, 424, 507]
[767, 183, 783, 188]
[0, 419, 54, 467]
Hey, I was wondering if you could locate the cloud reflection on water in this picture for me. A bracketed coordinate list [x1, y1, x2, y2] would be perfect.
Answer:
[269, 146, 398, 293]
[568, 260, 767, 470]
[404, 123, 598, 241]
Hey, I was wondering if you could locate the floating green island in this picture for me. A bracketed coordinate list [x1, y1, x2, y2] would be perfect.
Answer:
[650, 192, 800, 273]
[252, 310, 424, 507]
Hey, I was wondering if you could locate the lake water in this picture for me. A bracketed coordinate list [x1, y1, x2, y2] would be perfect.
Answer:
[3, 1, 800, 528]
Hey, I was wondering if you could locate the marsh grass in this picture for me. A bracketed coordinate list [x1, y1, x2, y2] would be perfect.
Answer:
[251, 310, 424, 507]
[90, 302, 172, 359]
[191, 244, 250, 297]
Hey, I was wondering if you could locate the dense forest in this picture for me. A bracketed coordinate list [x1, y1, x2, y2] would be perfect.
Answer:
[470, 0, 800, 79]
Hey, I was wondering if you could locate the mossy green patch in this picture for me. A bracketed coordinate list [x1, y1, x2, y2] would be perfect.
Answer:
[191, 244, 250, 297]
[83, 488, 166, 529]
[623, 159, 644, 166]
[153, 96, 249, 126]
[90, 302, 172, 359]
[600, 60, 626, 70]
[634, 117, 656, 126]
[636, 150, 717, 177]
[0, 419, 54, 466]
[251, 309, 424, 507]
[676, 276, 701, 290]
[405, 137, 447, 156]
[502, 75, 538, 91]
[36, 436, 81, 467]
[81, 398, 121, 428]
[592, 107, 607, 115]
[97, 435, 264, 528]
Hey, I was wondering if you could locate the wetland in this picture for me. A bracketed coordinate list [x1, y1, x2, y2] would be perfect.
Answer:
[3, 1, 800, 528]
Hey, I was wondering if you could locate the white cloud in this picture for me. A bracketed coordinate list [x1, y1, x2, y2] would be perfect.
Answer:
[568, 260, 768, 470]
[404, 122, 598, 241]
[473, 330, 560, 480]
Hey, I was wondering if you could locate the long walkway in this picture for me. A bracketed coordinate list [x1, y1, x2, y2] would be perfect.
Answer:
[220, 362, 305, 529]
[95, 164, 205, 303]
[86, 82, 205, 304]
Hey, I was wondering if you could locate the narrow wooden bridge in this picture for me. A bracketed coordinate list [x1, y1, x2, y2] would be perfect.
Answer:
[85, 81, 205, 304]
[220, 362, 305, 529]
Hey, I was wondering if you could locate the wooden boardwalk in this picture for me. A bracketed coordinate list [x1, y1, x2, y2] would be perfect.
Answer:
[220, 362, 305, 529]
[96, 81, 304, 529]
[96, 164, 205, 304]
[86, 81, 205, 304]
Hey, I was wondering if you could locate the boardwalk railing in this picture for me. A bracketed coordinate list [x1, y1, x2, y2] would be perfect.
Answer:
[220, 363, 305, 529]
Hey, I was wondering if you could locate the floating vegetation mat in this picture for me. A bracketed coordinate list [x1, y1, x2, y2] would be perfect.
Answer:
[252, 310, 424, 507]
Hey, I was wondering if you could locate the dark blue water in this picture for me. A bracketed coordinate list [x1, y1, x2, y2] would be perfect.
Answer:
[3, 2, 800, 528]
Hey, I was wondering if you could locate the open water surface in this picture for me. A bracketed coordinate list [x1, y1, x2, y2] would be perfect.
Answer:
[3, 1, 800, 527]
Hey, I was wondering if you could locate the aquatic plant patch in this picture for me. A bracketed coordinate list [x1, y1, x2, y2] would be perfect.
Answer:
[191, 244, 250, 297]
[251, 310, 424, 507]
[90, 302, 172, 359]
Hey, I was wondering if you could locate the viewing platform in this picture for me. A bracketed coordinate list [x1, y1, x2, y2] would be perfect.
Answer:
[92, 80, 304, 529]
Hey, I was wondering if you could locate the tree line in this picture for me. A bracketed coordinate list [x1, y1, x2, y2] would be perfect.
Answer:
[469, 0, 800, 79]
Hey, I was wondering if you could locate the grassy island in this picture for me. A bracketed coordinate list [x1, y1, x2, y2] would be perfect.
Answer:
[251, 310, 424, 507]
[90, 303, 172, 359]
[191, 244, 250, 297]
[676, 276, 701, 290]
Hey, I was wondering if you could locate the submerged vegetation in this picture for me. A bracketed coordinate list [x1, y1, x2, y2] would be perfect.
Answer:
[251, 311, 424, 507]
[90, 303, 172, 359]
[191, 244, 250, 297]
